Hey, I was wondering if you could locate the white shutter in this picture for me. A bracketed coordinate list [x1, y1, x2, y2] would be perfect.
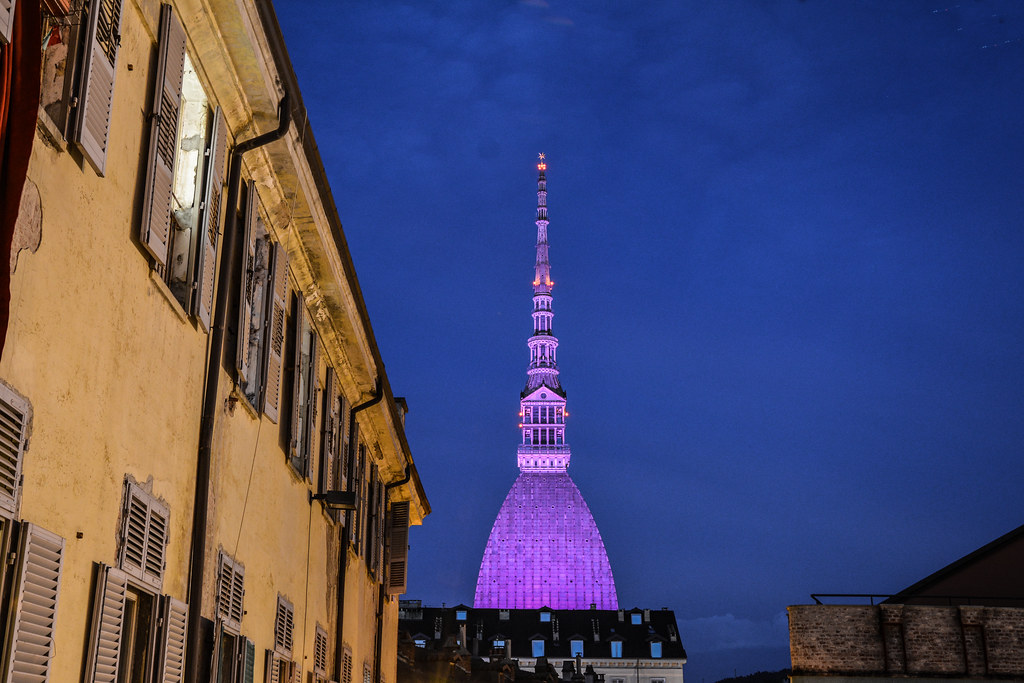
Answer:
[156, 595, 188, 683]
[262, 242, 288, 422]
[0, 383, 29, 516]
[387, 502, 410, 595]
[138, 3, 186, 263]
[194, 108, 229, 331]
[4, 523, 64, 683]
[85, 564, 128, 683]
[0, 0, 14, 45]
[73, 0, 126, 175]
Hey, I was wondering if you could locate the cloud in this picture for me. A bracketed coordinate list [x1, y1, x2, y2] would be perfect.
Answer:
[677, 612, 789, 653]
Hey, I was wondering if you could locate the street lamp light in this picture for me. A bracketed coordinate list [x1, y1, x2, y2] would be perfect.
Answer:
[310, 490, 357, 511]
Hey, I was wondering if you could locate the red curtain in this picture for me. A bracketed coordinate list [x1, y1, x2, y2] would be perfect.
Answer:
[0, 0, 41, 359]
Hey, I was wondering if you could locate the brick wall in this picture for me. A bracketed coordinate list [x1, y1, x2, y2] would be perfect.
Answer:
[788, 604, 1024, 678]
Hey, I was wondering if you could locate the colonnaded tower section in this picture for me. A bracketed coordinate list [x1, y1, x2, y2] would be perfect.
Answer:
[474, 156, 618, 610]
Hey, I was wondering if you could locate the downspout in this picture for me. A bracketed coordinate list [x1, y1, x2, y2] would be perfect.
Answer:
[335, 379, 383, 679]
[185, 95, 291, 683]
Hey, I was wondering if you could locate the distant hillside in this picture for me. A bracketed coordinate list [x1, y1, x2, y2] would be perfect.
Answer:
[713, 669, 791, 683]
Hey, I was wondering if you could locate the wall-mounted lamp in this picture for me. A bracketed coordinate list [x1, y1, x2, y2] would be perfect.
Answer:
[310, 490, 357, 511]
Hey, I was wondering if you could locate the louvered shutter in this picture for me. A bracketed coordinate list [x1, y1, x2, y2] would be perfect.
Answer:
[85, 564, 128, 683]
[274, 596, 294, 656]
[194, 108, 229, 331]
[387, 501, 410, 595]
[264, 651, 280, 683]
[156, 595, 188, 683]
[242, 638, 255, 683]
[0, 0, 14, 45]
[289, 305, 306, 468]
[138, 3, 185, 264]
[119, 481, 169, 590]
[306, 339, 320, 480]
[262, 242, 288, 422]
[313, 625, 328, 677]
[319, 369, 337, 494]
[217, 552, 244, 634]
[237, 184, 260, 392]
[4, 523, 64, 682]
[341, 650, 352, 683]
[73, 0, 126, 175]
[0, 384, 29, 516]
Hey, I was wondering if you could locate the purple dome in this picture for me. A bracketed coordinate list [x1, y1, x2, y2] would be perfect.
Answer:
[474, 472, 618, 609]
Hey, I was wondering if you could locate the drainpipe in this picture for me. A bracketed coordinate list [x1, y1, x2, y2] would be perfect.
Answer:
[185, 95, 291, 683]
[335, 379, 383, 679]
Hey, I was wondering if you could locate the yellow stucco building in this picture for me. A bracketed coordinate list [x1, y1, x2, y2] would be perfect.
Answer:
[0, 0, 429, 682]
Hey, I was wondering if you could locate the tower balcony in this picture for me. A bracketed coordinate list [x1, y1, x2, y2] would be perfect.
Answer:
[516, 445, 571, 472]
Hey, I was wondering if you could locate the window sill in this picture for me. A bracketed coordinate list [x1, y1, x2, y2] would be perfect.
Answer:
[35, 107, 67, 151]
[148, 269, 190, 324]
[230, 385, 260, 420]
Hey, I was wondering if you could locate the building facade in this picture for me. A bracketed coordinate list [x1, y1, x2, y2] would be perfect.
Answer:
[474, 157, 617, 611]
[0, 1, 428, 682]
[399, 603, 686, 683]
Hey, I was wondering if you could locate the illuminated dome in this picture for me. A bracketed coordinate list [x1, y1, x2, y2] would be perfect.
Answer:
[473, 157, 618, 610]
[474, 472, 617, 609]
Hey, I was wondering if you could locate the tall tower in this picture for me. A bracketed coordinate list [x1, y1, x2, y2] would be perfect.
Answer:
[474, 156, 618, 610]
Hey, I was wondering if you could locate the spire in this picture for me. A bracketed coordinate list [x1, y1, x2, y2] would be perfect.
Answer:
[518, 155, 569, 473]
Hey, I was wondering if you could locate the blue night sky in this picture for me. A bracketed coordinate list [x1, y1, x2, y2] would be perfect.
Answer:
[276, 2, 1024, 681]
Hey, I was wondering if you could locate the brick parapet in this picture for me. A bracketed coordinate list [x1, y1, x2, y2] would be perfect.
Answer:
[788, 604, 1024, 678]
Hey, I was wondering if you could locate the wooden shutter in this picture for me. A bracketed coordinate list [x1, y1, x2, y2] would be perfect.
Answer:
[341, 649, 352, 683]
[242, 638, 255, 683]
[0, 383, 29, 516]
[194, 107, 229, 331]
[313, 625, 328, 676]
[156, 595, 188, 683]
[387, 501, 410, 595]
[85, 564, 128, 683]
[74, 0, 126, 175]
[264, 651, 280, 683]
[262, 241, 288, 423]
[288, 305, 306, 469]
[319, 368, 337, 494]
[138, 3, 185, 263]
[119, 480, 169, 590]
[217, 552, 244, 634]
[237, 183, 261, 394]
[274, 596, 294, 656]
[306, 339, 320, 480]
[4, 523, 64, 683]
[0, 0, 14, 45]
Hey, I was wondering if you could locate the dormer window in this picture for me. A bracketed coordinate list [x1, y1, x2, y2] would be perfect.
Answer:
[630, 612, 642, 625]
[539, 611, 551, 623]
[414, 639, 426, 648]
[611, 640, 623, 658]
[570, 640, 584, 657]
[455, 610, 467, 621]
[651, 641, 662, 658]
[532, 639, 545, 657]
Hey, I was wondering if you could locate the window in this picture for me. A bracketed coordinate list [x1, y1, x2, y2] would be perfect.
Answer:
[631, 612, 642, 625]
[84, 562, 188, 683]
[216, 552, 245, 634]
[314, 625, 329, 679]
[539, 611, 551, 622]
[318, 367, 340, 500]
[342, 647, 353, 683]
[288, 300, 319, 479]
[139, 4, 228, 326]
[651, 642, 663, 658]
[118, 479, 169, 591]
[493, 639, 505, 649]
[275, 595, 295, 657]
[387, 501, 411, 594]
[217, 633, 254, 683]
[414, 639, 426, 648]
[236, 187, 289, 424]
[532, 639, 545, 657]
[455, 610, 467, 621]
[570, 640, 584, 657]
[611, 641, 623, 658]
